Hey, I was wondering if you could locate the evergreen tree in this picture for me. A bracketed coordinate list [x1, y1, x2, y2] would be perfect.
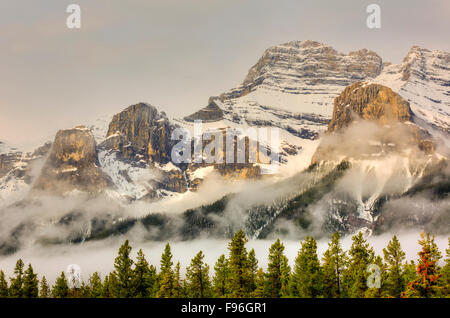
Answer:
[364, 255, 387, 298]
[280, 255, 291, 297]
[342, 232, 375, 298]
[266, 239, 289, 298]
[0, 270, 8, 298]
[402, 233, 442, 298]
[212, 254, 229, 297]
[186, 251, 212, 298]
[22, 264, 39, 298]
[132, 249, 155, 298]
[9, 259, 25, 298]
[290, 236, 324, 298]
[158, 243, 174, 298]
[52, 272, 69, 298]
[402, 260, 417, 286]
[227, 230, 250, 297]
[102, 273, 115, 298]
[440, 238, 449, 296]
[88, 272, 103, 298]
[383, 235, 406, 297]
[252, 268, 266, 298]
[173, 262, 183, 298]
[39, 276, 50, 298]
[111, 240, 134, 297]
[247, 249, 258, 293]
[322, 232, 347, 298]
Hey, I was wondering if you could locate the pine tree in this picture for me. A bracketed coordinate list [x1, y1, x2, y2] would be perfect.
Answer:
[247, 249, 258, 294]
[132, 249, 155, 298]
[440, 238, 449, 296]
[212, 254, 229, 297]
[402, 233, 442, 298]
[364, 255, 387, 298]
[102, 273, 115, 298]
[342, 232, 375, 298]
[9, 259, 25, 298]
[173, 262, 183, 298]
[52, 272, 69, 298]
[88, 272, 103, 298]
[383, 235, 406, 297]
[186, 251, 212, 298]
[322, 232, 347, 298]
[403, 260, 417, 285]
[158, 243, 174, 298]
[266, 239, 289, 298]
[280, 255, 291, 297]
[22, 264, 39, 298]
[0, 270, 8, 298]
[227, 230, 250, 297]
[252, 268, 266, 298]
[39, 276, 50, 298]
[290, 236, 324, 298]
[111, 240, 134, 297]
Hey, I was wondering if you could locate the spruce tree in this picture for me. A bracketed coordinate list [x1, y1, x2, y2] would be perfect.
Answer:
[52, 272, 69, 298]
[439, 238, 450, 296]
[252, 268, 266, 298]
[227, 230, 250, 297]
[22, 264, 39, 298]
[364, 255, 387, 298]
[402, 233, 442, 298]
[89, 272, 103, 298]
[173, 262, 183, 298]
[342, 232, 375, 298]
[158, 243, 174, 298]
[290, 236, 324, 298]
[132, 249, 155, 298]
[102, 273, 115, 298]
[39, 276, 50, 298]
[0, 270, 8, 298]
[9, 259, 25, 298]
[266, 239, 288, 298]
[322, 232, 347, 298]
[247, 249, 258, 294]
[186, 251, 212, 298]
[111, 240, 134, 297]
[212, 254, 229, 297]
[280, 255, 291, 297]
[383, 235, 406, 297]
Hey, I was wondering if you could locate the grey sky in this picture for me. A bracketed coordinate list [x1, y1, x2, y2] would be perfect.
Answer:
[1, 0, 449, 150]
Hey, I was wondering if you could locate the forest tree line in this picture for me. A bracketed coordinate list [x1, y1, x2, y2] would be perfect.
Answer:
[0, 231, 449, 298]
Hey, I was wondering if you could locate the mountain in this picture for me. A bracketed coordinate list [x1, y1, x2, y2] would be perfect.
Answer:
[0, 40, 449, 251]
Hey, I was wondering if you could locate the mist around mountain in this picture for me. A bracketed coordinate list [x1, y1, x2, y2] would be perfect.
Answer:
[0, 40, 449, 256]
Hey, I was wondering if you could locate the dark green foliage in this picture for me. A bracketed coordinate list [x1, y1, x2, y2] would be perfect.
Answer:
[186, 251, 212, 297]
[52, 272, 69, 298]
[213, 254, 229, 297]
[39, 276, 50, 298]
[22, 264, 39, 298]
[9, 259, 25, 298]
[290, 236, 324, 297]
[383, 235, 406, 297]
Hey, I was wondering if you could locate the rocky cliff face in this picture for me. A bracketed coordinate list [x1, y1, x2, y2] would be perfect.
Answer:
[102, 103, 174, 164]
[312, 82, 435, 164]
[33, 126, 110, 194]
[372, 46, 450, 134]
[327, 82, 412, 133]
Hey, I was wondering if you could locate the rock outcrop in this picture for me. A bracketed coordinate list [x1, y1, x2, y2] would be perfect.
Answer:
[33, 126, 110, 194]
[102, 103, 175, 164]
[312, 82, 435, 164]
[327, 82, 412, 133]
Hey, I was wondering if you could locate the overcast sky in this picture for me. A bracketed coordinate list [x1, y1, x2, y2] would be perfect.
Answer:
[1, 0, 449, 150]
